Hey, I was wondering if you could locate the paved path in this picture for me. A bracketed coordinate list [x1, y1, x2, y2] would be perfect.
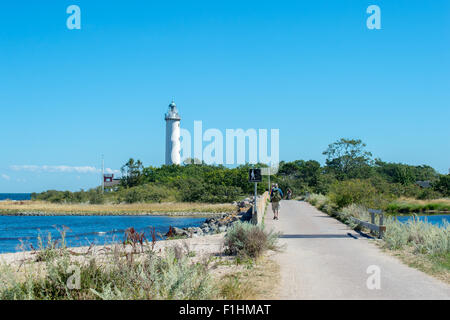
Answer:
[264, 200, 450, 299]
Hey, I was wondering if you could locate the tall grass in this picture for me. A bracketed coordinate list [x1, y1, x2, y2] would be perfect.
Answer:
[383, 218, 450, 256]
[0, 243, 216, 300]
[306, 194, 334, 213]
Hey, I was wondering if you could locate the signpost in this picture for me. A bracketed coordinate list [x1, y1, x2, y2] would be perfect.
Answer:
[249, 169, 262, 217]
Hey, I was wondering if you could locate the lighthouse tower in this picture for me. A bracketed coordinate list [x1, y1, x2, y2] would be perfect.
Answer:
[165, 100, 181, 165]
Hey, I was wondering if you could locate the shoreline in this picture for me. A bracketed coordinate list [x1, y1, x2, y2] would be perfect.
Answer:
[0, 207, 251, 255]
[0, 200, 237, 216]
[0, 233, 227, 266]
[0, 211, 227, 217]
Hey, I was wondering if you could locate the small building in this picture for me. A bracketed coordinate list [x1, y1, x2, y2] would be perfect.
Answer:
[104, 174, 121, 188]
[415, 180, 431, 188]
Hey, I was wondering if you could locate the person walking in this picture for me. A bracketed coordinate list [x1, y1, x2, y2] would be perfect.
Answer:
[270, 184, 283, 220]
[286, 188, 292, 200]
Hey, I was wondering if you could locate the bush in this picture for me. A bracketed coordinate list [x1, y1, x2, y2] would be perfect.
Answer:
[200, 185, 242, 203]
[417, 188, 442, 200]
[328, 179, 383, 209]
[88, 190, 105, 204]
[224, 222, 279, 259]
[434, 175, 450, 197]
[117, 184, 175, 204]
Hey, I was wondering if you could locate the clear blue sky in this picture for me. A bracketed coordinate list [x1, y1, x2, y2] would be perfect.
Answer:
[0, 1, 449, 193]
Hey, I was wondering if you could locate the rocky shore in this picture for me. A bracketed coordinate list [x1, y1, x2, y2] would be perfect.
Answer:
[166, 198, 255, 238]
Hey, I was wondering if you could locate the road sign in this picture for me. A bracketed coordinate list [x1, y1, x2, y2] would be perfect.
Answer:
[249, 168, 262, 183]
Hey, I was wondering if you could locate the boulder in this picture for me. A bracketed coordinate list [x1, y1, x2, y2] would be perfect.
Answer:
[202, 226, 210, 234]
[172, 227, 189, 236]
[191, 227, 203, 235]
[218, 220, 227, 227]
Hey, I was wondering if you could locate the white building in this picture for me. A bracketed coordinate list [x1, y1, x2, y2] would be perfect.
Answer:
[165, 100, 181, 165]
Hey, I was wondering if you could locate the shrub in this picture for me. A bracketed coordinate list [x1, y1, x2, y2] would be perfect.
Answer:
[433, 175, 450, 197]
[200, 185, 242, 203]
[417, 188, 443, 200]
[224, 222, 279, 259]
[328, 179, 382, 209]
[117, 184, 173, 203]
[88, 190, 105, 204]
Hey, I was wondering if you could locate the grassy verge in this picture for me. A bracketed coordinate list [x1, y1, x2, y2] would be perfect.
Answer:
[306, 194, 450, 283]
[385, 249, 450, 284]
[0, 201, 236, 216]
[217, 256, 280, 299]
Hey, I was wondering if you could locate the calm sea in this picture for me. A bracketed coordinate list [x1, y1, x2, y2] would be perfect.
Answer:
[0, 215, 205, 253]
[396, 214, 449, 228]
[0, 193, 32, 201]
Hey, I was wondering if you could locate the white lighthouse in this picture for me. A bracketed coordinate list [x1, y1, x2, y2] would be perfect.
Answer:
[165, 100, 181, 165]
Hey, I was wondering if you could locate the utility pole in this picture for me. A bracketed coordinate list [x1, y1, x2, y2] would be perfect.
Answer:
[254, 182, 258, 216]
[101, 154, 104, 194]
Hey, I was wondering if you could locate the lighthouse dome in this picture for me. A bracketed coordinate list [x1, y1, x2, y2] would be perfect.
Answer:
[165, 100, 181, 120]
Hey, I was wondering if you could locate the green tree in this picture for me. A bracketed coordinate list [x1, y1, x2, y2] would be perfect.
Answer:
[433, 175, 450, 197]
[374, 160, 439, 185]
[323, 138, 373, 180]
[121, 158, 144, 188]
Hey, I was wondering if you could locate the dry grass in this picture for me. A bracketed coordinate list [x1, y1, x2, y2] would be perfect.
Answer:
[386, 197, 450, 214]
[395, 197, 450, 206]
[381, 246, 450, 285]
[214, 255, 280, 300]
[0, 200, 236, 216]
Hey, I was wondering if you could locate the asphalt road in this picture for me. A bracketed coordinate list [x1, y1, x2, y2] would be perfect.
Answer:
[264, 200, 450, 299]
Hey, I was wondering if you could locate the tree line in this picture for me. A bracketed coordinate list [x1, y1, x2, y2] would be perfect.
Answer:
[32, 138, 450, 205]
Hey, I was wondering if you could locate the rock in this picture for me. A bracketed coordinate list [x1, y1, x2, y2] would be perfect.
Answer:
[218, 220, 227, 227]
[202, 226, 210, 234]
[218, 226, 227, 233]
[172, 227, 189, 236]
[208, 220, 217, 227]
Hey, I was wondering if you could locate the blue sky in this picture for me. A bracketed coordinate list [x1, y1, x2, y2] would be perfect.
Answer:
[0, 1, 449, 193]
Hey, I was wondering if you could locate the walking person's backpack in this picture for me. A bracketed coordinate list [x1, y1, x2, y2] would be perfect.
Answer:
[272, 189, 282, 202]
